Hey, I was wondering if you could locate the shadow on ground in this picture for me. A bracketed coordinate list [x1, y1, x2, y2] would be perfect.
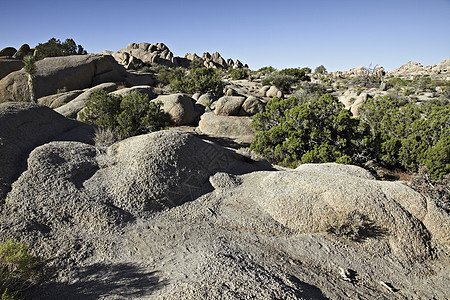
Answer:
[26, 263, 166, 300]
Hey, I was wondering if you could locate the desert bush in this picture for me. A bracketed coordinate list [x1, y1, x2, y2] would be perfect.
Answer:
[0, 239, 40, 297]
[322, 211, 386, 242]
[189, 57, 205, 69]
[250, 94, 362, 167]
[79, 90, 165, 138]
[159, 67, 223, 96]
[359, 96, 450, 179]
[262, 74, 297, 93]
[228, 68, 249, 80]
[34, 38, 86, 59]
[256, 66, 276, 75]
[93, 127, 121, 147]
[294, 82, 328, 99]
[278, 68, 310, 82]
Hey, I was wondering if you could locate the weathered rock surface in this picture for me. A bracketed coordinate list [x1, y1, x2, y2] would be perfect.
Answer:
[0, 102, 94, 199]
[153, 94, 195, 125]
[214, 96, 246, 116]
[0, 47, 17, 58]
[240, 96, 265, 115]
[55, 82, 118, 119]
[196, 93, 215, 107]
[0, 54, 126, 103]
[37, 90, 83, 108]
[198, 112, 256, 144]
[110, 85, 155, 99]
[0, 128, 447, 299]
[12, 44, 32, 60]
[0, 59, 24, 80]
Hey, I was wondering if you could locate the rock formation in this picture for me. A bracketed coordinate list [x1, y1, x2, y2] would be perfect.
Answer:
[101, 42, 246, 70]
[0, 104, 447, 299]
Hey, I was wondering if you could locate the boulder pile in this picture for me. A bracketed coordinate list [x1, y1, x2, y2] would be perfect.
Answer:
[101, 42, 247, 70]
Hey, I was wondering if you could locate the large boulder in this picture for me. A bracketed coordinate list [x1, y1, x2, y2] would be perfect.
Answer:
[240, 96, 265, 115]
[214, 96, 246, 116]
[0, 54, 126, 103]
[196, 93, 216, 107]
[153, 94, 196, 125]
[55, 82, 118, 118]
[37, 90, 83, 108]
[239, 163, 434, 260]
[266, 86, 283, 98]
[0, 59, 24, 80]
[110, 85, 155, 99]
[0, 102, 94, 199]
[0, 47, 17, 57]
[12, 44, 32, 60]
[198, 112, 256, 144]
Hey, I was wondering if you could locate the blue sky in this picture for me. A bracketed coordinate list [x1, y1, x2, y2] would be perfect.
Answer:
[1, 0, 449, 71]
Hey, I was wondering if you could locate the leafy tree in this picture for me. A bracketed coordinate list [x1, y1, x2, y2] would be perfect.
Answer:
[79, 90, 165, 138]
[250, 94, 362, 167]
[34, 38, 87, 59]
[314, 65, 327, 74]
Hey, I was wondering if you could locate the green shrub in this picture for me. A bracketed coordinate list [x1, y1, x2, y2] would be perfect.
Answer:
[79, 90, 166, 138]
[159, 67, 223, 96]
[256, 66, 276, 75]
[359, 96, 450, 179]
[0, 239, 40, 297]
[279, 68, 310, 82]
[262, 74, 297, 93]
[250, 94, 362, 167]
[34, 38, 86, 60]
[228, 68, 249, 80]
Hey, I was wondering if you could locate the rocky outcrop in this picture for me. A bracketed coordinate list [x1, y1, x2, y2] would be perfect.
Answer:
[388, 59, 450, 76]
[102, 43, 247, 70]
[0, 54, 127, 103]
[0, 102, 94, 199]
[0, 126, 447, 298]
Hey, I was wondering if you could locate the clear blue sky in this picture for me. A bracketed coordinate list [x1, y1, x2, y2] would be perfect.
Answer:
[1, 0, 449, 71]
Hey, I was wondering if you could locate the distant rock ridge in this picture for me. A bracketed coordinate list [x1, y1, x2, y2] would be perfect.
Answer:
[100, 42, 247, 70]
[332, 58, 450, 77]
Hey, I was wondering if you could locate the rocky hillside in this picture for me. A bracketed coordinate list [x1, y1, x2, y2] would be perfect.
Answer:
[0, 42, 449, 299]
[100, 42, 246, 70]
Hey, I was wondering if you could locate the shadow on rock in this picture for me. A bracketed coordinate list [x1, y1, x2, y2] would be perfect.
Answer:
[26, 263, 167, 300]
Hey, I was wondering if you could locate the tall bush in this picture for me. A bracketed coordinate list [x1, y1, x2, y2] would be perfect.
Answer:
[250, 94, 362, 167]
[79, 90, 165, 138]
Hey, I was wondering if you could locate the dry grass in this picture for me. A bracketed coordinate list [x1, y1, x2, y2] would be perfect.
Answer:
[322, 211, 388, 242]
[94, 127, 121, 148]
